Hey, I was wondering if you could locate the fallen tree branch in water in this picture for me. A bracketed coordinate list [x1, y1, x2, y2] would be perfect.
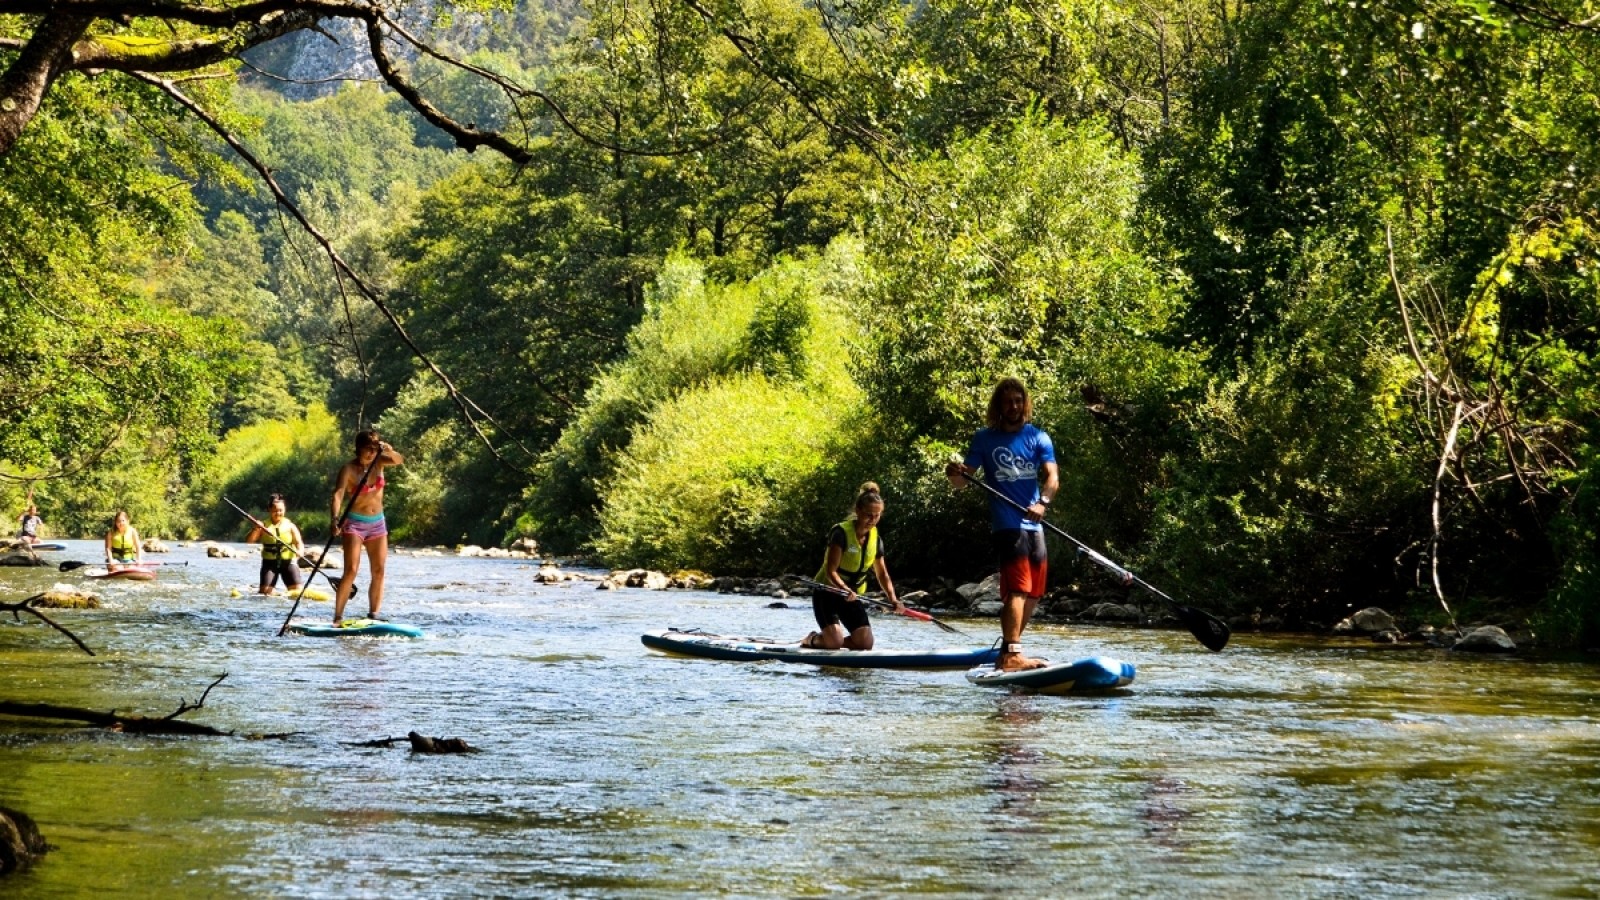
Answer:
[346, 732, 481, 753]
[0, 700, 230, 736]
[163, 673, 228, 720]
[1, 594, 95, 656]
[0, 675, 294, 739]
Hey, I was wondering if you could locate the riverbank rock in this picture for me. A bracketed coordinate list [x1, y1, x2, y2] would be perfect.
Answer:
[510, 536, 539, 555]
[1452, 625, 1517, 653]
[0, 806, 48, 874]
[533, 564, 573, 584]
[142, 538, 170, 553]
[204, 542, 249, 559]
[669, 570, 711, 590]
[300, 550, 340, 570]
[1083, 602, 1143, 622]
[0, 553, 47, 567]
[1332, 607, 1397, 635]
[30, 587, 100, 609]
[956, 574, 1002, 607]
[598, 569, 671, 591]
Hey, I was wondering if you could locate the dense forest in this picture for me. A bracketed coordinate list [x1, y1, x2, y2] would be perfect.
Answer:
[1, 0, 1596, 640]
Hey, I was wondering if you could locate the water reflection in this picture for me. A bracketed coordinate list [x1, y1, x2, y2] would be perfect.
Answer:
[986, 695, 1049, 832]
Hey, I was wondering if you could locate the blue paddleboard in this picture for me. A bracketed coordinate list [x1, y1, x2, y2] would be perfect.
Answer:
[287, 618, 423, 638]
[29, 542, 67, 551]
[966, 657, 1135, 694]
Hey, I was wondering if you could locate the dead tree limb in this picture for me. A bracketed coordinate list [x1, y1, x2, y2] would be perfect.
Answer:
[1, 595, 96, 656]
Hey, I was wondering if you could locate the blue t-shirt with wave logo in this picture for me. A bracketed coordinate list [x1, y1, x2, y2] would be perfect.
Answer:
[964, 424, 1055, 532]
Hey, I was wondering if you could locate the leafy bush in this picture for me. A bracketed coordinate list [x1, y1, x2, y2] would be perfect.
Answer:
[594, 372, 856, 572]
[185, 406, 345, 541]
[523, 239, 870, 552]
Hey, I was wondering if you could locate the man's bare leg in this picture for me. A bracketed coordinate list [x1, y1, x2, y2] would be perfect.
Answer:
[997, 592, 1048, 670]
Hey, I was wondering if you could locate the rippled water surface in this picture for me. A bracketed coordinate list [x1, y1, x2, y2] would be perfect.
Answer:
[3, 541, 1599, 898]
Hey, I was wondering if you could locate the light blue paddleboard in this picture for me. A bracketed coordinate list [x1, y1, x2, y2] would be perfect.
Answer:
[287, 618, 423, 638]
[966, 656, 1135, 695]
[29, 542, 67, 551]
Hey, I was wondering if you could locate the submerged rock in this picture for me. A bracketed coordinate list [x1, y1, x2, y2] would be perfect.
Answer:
[0, 806, 48, 874]
[31, 588, 100, 609]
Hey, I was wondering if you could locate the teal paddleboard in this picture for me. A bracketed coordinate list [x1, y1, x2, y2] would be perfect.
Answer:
[287, 618, 423, 638]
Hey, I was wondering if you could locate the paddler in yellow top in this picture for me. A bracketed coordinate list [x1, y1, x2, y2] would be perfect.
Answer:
[246, 493, 307, 596]
[799, 482, 905, 650]
[103, 510, 142, 569]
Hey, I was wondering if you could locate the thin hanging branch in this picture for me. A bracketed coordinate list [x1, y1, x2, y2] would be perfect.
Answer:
[131, 71, 537, 463]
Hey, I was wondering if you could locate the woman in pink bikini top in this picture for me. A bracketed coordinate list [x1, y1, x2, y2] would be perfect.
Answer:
[329, 429, 404, 625]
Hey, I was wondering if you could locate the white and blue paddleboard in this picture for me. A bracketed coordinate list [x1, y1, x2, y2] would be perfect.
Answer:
[643, 629, 1000, 669]
[29, 542, 67, 551]
[966, 657, 1135, 695]
[287, 618, 423, 638]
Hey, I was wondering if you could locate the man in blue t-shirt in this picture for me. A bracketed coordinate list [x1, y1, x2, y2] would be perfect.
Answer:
[946, 377, 1059, 671]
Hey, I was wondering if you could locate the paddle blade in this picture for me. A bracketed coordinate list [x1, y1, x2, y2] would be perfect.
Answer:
[59, 560, 89, 571]
[1175, 604, 1231, 652]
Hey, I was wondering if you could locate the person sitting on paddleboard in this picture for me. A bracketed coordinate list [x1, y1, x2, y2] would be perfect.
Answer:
[800, 482, 905, 651]
[104, 510, 143, 568]
[330, 430, 403, 625]
[946, 377, 1059, 672]
[247, 493, 307, 596]
[17, 503, 43, 545]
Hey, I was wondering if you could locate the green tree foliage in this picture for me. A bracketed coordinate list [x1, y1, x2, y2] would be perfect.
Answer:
[1139, 0, 1600, 623]
[185, 405, 345, 541]
[539, 241, 868, 563]
[855, 117, 1201, 572]
[0, 69, 247, 534]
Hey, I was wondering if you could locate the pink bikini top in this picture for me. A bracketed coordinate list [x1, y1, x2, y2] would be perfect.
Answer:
[357, 475, 385, 495]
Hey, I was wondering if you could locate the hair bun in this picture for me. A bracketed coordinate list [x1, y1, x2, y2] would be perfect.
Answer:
[858, 481, 880, 495]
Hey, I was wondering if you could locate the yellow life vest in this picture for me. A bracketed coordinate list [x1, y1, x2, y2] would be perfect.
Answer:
[260, 520, 297, 561]
[815, 519, 878, 594]
[110, 528, 137, 561]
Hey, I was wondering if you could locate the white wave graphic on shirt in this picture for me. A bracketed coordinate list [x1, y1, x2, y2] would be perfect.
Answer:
[990, 447, 1037, 484]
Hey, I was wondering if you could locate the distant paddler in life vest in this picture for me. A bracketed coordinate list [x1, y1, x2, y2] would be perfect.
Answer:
[799, 482, 905, 650]
[104, 510, 143, 569]
[246, 493, 307, 596]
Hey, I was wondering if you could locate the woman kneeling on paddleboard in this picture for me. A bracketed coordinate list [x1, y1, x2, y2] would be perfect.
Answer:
[330, 430, 403, 625]
[801, 482, 905, 651]
[247, 494, 307, 596]
[104, 510, 142, 568]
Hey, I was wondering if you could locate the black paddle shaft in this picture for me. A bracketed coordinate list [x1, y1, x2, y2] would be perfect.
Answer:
[224, 497, 340, 589]
[952, 467, 1230, 652]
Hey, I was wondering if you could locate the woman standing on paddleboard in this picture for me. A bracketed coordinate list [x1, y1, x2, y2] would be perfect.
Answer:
[247, 494, 307, 596]
[330, 430, 403, 625]
[103, 510, 142, 569]
[800, 482, 905, 651]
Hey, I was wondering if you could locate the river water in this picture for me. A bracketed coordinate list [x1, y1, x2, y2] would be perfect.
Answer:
[2, 541, 1598, 897]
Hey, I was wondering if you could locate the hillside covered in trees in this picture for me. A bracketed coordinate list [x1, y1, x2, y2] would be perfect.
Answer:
[2, 0, 1597, 640]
